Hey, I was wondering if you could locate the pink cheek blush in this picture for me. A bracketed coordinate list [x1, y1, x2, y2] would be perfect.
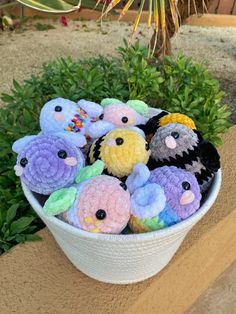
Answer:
[14, 165, 24, 176]
[54, 112, 64, 122]
[106, 138, 116, 147]
[180, 190, 195, 205]
[64, 157, 77, 166]
[165, 136, 177, 149]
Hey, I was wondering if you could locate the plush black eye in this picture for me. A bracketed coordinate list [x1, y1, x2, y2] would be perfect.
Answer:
[96, 209, 106, 220]
[20, 158, 28, 167]
[145, 143, 149, 151]
[116, 137, 124, 145]
[120, 182, 127, 190]
[121, 116, 128, 123]
[171, 131, 179, 139]
[55, 106, 62, 112]
[58, 150, 67, 159]
[182, 181, 191, 190]
[99, 114, 104, 120]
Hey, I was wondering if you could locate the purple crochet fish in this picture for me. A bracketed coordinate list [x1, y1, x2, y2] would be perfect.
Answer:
[12, 134, 85, 195]
[126, 164, 202, 233]
[148, 166, 201, 219]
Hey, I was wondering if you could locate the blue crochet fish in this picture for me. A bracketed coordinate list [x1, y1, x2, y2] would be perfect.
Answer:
[40, 98, 103, 147]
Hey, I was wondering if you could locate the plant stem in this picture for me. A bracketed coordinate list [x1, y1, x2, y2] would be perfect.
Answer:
[19, 4, 24, 19]
[0, 1, 18, 10]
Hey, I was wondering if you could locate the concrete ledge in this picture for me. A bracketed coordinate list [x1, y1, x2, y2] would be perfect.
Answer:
[0, 126, 236, 314]
[9, 7, 236, 27]
[186, 14, 236, 27]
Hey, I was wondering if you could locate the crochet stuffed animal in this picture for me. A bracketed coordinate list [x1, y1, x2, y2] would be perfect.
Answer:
[88, 128, 150, 178]
[40, 98, 103, 147]
[87, 98, 149, 138]
[43, 161, 131, 234]
[148, 123, 220, 193]
[12, 134, 85, 195]
[138, 111, 196, 142]
[126, 164, 202, 233]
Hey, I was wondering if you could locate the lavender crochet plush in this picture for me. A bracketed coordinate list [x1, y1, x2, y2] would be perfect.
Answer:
[148, 166, 201, 220]
[126, 164, 202, 233]
[13, 135, 85, 195]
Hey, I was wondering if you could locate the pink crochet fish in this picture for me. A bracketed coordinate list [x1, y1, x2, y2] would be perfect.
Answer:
[43, 161, 131, 234]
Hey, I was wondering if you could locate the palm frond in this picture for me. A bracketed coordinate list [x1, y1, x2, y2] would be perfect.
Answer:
[102, 0, 121, 16]
[159, 0, 166, 33]
[117, 0, 208, 55]
[147, 0, 152, 30]
[16, 0, 81, 13]
[169, 0, 179, 32]
[118, 0, 135, 20]
[95, 0, 102, 8]
[132, 0, 145, 34]
[153, 0, 159, 32]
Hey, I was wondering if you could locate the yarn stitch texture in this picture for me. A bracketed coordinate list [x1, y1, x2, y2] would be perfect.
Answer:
[61, 175, 131, 234]
[127, 165, 201, 233]
[15, 135, 84, 195]
[148, 123, 219, 192]
[89, 129, 150, 178]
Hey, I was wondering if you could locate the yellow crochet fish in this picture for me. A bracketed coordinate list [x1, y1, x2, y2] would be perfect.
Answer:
[88, 129, 150, 178]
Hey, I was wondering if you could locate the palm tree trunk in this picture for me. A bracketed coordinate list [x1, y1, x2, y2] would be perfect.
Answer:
[151, 0, 211, 57]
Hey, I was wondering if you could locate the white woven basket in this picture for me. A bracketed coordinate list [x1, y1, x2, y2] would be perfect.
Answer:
[21, 108, 222, 284]
[22, 169, 221, 284]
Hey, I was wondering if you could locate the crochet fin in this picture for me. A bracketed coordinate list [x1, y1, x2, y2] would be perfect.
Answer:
[126, 100, 149, 115]
[76, 160, 105, 184]
[43, 187, 77, 216]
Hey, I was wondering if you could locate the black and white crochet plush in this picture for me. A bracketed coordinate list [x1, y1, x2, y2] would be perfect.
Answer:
[148, 123, 220, 193]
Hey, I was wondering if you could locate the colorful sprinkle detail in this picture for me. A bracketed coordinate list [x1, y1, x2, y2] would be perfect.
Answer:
[66, 108, 88, 133]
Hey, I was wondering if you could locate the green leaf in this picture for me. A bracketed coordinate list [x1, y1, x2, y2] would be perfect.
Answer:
[15, 234, 41, 243]
[10, 217, 35, 235]
[24, 234, 42, 241]
[6, 204, 19, 224]
[17, 0, 80, 13]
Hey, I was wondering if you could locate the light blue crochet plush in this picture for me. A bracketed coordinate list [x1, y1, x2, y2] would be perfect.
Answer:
[126, 163, 202, 233]
[40, 98, 103, 147]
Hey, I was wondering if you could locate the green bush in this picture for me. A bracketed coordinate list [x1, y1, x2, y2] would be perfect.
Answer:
[118, 41, 164, 100]
[157, 54, 231, 145]
[0, 42, 230, 253]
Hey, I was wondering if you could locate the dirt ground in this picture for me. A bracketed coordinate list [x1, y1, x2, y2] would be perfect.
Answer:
[0, 19, 236, 313]
[172, 26, 236, 123]
[0, 19, 236, 121]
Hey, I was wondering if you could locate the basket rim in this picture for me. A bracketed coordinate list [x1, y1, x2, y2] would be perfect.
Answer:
[22, 169, 222, 243]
